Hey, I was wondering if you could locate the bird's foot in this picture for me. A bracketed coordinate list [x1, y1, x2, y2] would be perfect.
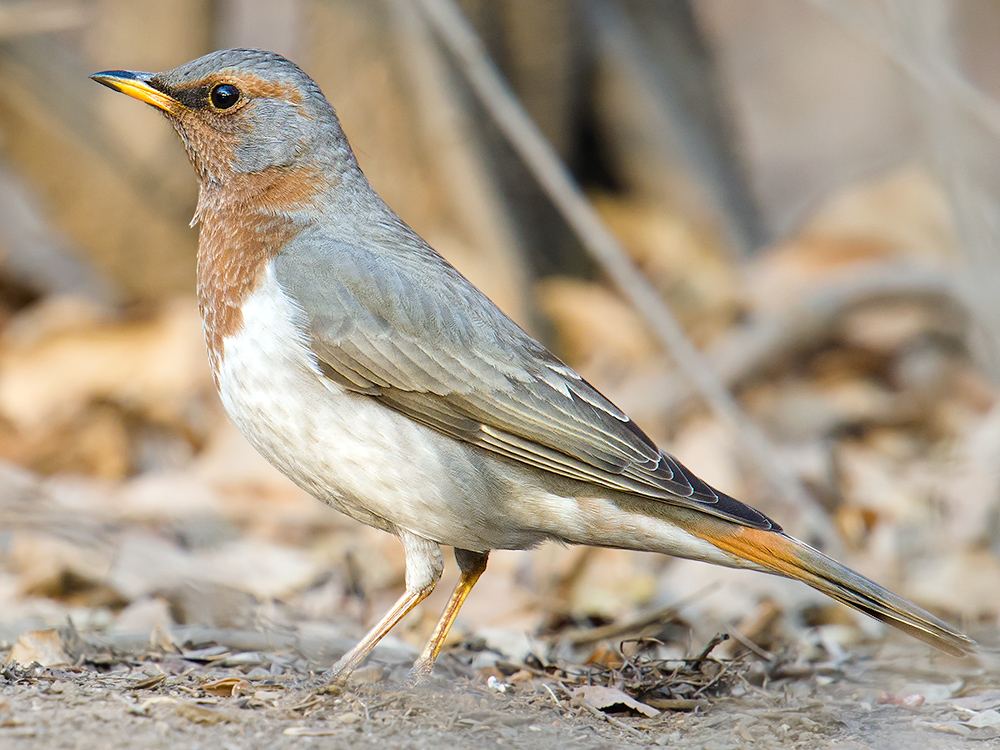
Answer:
[305, 665, 351, 693]
[403, 658, 434, 687]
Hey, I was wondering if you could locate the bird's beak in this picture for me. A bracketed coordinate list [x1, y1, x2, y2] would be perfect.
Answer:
[90, 70, 178, 113]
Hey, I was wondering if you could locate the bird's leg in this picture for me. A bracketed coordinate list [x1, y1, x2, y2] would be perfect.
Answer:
[408, 548, 489, 683]
[310, 532, 442, 691]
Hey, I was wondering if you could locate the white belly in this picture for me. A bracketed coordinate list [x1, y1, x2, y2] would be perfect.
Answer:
[211, 263, 736, 566]
[212, 264, 542, 550]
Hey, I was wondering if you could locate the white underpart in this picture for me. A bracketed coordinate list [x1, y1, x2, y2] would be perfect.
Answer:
[214, 262, 743, 567]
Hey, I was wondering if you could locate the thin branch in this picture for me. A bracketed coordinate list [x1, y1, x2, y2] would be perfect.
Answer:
[385, 0, 533, 327]
[809, 0, 1000, 146]
[808, 0, 1000, 380]
[551, 584, 719, 647]
[584, 0, 767, 256]
[611, 262, 961, 423]
[414, 0, 839, 548]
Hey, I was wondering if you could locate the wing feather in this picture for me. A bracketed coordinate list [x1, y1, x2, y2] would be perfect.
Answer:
[274, 230, 777, 531]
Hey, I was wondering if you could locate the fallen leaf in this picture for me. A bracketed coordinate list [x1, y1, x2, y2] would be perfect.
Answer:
[201, 677, 252, 697]
[8, 629, 70, 667]
[951, 692, 1000, 712]
[536, 277, 659, 369]
[0, 299, 209, 431]
[572, 685, 659, 718]
[127, 673, 167, 691]
[10, 534, 113, 601]
[583, 645, 624, 669]
[925, 721, 971, 737]
[966, 709, 1000, 729]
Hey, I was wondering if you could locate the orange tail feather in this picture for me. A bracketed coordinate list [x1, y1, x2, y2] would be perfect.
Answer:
[691, 524, 973, 657]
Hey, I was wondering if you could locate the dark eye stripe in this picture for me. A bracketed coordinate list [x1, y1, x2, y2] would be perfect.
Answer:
[149, 80, 245, 112]
[150, 80, 211, 110]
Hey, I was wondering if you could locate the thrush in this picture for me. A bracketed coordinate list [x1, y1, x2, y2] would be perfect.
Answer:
[92, 49, 973, 685]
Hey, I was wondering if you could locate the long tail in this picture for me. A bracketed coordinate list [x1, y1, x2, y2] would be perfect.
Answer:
[689, 522, 974, 656]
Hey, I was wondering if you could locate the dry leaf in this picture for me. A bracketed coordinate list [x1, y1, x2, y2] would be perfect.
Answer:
[802, 168, 956, 261]
[127, 674, 167, 691]
[966, 710, 1000, 729]
[8, 629, 70, 667]
[594, 196, 738, 338]
[746, 169, 955, 315]
[10, 534, 113, 601]
[201, 677, 251, 697]
[572, 685, 659, 718]
[0, 298, 209, 431]
[951, 691, 1000, 712]
[583, 645, 625, 669]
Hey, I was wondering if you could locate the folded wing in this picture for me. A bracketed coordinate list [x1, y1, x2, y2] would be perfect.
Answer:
[275, 229, 776, 531]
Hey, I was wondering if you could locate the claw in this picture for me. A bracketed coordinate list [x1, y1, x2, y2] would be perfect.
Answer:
[404, 661, 434, 687]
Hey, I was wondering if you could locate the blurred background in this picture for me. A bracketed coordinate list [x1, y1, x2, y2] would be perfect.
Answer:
[0, 0, 999, 670]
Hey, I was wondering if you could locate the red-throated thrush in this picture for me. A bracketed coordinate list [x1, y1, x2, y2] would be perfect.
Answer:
[92, 49, 973, 687]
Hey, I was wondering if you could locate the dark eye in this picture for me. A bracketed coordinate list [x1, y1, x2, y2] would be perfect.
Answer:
[210, 83, 240, 110]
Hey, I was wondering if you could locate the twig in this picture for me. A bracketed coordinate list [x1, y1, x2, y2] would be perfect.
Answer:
[385, 0, 532, 327]
[692, 633, 729, 664]
[542, 682, 560, 704]
[415, 0, 839, 548]
[644, 697, 708, 711]
[583, 0, 767, 256]
[612, 262, 959, 423]
[551, 583, 719, 646]
[809, 0, 1000, 146]
[692, 660, 732, 698]
[576, 697, 643, 737]
[808, 0, 1000, 381]
[724, 626, 774, 661]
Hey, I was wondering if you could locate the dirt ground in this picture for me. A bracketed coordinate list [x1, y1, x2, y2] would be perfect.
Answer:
[2, 626, 998, 750]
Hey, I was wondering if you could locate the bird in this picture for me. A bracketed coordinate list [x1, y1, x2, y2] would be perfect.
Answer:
[91, 49, 973, 687]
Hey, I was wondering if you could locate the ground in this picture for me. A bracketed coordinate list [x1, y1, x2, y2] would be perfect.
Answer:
[2, 628, 997, 749]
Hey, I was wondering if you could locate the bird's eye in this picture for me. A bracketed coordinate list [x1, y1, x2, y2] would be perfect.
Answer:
[210, 83, 240, 110]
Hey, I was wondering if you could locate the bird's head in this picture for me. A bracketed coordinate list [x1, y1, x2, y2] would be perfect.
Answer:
[92, 48, 355, 190]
